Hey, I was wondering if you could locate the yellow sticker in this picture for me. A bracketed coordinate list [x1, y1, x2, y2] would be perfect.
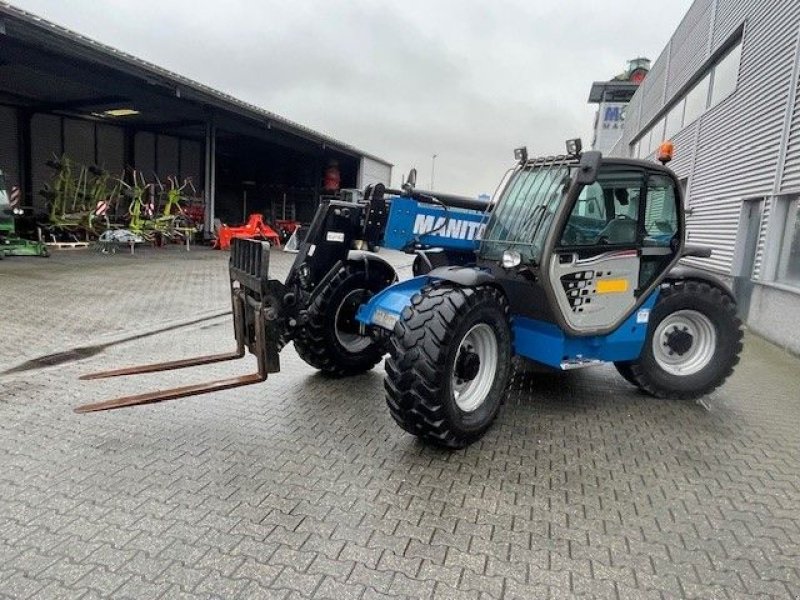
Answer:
[596, 279, 629, 294]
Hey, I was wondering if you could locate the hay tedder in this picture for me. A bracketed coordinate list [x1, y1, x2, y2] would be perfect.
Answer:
[77, 140, 743, 448]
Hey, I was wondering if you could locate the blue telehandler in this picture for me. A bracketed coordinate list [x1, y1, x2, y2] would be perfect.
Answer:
[78, 140, 743, 448]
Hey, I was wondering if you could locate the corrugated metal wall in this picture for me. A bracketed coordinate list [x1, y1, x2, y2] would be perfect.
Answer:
[96, 124, 125, 176]
[667, 0, 714, 99]
[179, 139, 202, 186]
[610, 0, 800, 277]
[780, 25, 800, 193]
[30, 113, 61, 213]
[0, 106, 19, 189]
[157, 135, 179, 180]
[63, 118, 94, 167]
[134, 132, 156, 177]
[691, 2, 799, 201]
[639, 52, 668, 128]
[358, 157, 392, 188]
[752, 196, 771, 279]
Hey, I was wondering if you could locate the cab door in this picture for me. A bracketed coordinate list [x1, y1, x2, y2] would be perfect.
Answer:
[545, 166, 681, 335]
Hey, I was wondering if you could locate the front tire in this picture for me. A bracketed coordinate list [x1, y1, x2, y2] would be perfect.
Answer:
[294, 263, 393, 376]
[622, 281, 743, 399]
[384, 285, 512, 448]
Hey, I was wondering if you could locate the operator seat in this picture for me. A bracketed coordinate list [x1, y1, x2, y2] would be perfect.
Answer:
[596, 216, 637, 244]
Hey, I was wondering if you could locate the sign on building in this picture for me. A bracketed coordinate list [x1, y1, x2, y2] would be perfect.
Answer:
[593, 102, 627, 154]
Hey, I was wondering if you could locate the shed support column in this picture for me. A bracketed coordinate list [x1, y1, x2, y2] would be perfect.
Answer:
[204, 120, 216, 239]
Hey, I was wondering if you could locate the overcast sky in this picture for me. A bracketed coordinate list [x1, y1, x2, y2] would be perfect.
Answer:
[14, 0, 694, 196]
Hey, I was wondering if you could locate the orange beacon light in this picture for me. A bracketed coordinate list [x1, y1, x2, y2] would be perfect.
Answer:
[657, 141, 674, 165]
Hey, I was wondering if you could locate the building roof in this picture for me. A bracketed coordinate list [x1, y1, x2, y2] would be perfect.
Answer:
[0, 2, 392, 166]
[587, 81, 641, 103]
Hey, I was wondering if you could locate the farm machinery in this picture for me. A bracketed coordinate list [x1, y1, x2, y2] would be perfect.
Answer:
[0, 169, 49, 258]
[39, 156, 204, 246]
[77, 140, 743, 448]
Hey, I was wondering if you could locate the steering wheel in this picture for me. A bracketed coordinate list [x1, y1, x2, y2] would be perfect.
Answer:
[562, 223, 582, 245]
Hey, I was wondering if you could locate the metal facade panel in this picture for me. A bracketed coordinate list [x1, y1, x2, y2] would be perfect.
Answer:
[666, 2, 712, 99]
[611, 0, 800, 278]
[780, 32, 800, 193]
[624, 89, 643, 139]
[96, 124, 124, 175]
[30, 113, 62, 213]
[684, 195, 742, 272]
[691, 1, 800, 202]
[180, 139, 202, 187]
[358, 157, 392, 188]
[157, 135, 179, 179]
[0, 106, 19, 188]
[639, 53, 667, 127]
[752, 196, 771, 279]
[63, 118, 94, 166]
[712, 0, 749, 49]
[667, 122, 698, 175]
[134, 132, 155, 178]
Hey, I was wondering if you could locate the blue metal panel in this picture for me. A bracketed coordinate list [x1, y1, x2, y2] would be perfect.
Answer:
[382, 196, 486, 253]
[356, 275, 431, 329]
[512, 290, 660, 368]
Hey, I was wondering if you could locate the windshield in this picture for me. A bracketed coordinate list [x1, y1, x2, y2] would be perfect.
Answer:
[480, 163, 573, 265]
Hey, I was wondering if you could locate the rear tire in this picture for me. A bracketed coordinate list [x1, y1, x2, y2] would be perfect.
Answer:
[384, 285, 512, 449]
[294, 263, 393, 376]
[613, 361, 637, 386]
[624, 281, 743, 399]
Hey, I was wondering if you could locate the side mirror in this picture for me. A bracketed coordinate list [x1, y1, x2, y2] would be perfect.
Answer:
[576, 151, 601, 185]
[406, 168, 417, 189]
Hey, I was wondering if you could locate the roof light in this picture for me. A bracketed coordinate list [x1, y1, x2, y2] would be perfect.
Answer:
[566, 138, 583, 156]
[657, 141, 674, 165]
[101, 108, 140, 117]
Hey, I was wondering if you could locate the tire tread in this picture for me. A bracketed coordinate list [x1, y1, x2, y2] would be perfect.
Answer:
[627, 280, 743, 399]
[384, 284, 510, 448]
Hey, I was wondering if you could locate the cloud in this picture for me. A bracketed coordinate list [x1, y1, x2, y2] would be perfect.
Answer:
[12, 0, 694, 195]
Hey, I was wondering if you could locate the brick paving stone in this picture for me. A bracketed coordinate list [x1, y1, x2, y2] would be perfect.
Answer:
[1, 248, 799, 599]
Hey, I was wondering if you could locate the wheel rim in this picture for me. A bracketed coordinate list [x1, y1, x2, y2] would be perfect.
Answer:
[334, 289, 372, 353]
[452, 323, 499, 413]
[652, 309, 716, 376]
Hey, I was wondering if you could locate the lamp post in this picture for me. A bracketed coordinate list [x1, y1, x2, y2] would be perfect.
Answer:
[431, 154, 437, 190]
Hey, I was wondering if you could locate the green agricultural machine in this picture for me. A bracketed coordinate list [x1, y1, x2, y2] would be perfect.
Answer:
[0, 170, 48, 259]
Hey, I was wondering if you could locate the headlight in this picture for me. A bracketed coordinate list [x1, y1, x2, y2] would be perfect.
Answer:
[502, 249, 522, 269]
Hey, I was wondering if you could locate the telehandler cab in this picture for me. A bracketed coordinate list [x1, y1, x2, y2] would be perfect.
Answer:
[78, 140, 743, 449]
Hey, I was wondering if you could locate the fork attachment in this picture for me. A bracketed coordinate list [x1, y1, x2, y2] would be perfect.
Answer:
[76, 239, 286, 413]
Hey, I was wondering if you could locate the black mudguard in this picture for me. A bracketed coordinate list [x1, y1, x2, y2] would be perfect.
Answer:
[305, 251, 398, 307]
[664, 265, 735, 300]
[428, 266, 496, 287]
[347, 250, 399, 284]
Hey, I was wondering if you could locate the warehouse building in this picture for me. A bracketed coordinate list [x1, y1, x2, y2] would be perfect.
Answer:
[608, 0, 800, 353]
[0, 4, 391, 233]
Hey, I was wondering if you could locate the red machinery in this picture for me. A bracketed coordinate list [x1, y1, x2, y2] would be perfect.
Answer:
[214, 214, 281, 250]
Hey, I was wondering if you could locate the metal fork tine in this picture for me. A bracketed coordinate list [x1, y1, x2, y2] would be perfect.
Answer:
[76, 299, 270, 414]
[78, 349, 245, 380]
[74, 371, 266, 413]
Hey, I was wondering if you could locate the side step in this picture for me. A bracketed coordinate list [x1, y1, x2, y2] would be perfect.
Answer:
[559, 358, 606, 370]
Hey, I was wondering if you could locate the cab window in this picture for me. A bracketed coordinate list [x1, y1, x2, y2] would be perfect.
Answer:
[643, 175, 679, 246]
[560, 170, 643, 246]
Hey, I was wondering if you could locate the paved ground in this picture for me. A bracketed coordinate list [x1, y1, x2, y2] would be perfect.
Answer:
[1, 247, 799, 599]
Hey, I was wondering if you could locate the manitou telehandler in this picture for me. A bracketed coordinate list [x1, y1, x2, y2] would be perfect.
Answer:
[78, 140, 743, 448]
